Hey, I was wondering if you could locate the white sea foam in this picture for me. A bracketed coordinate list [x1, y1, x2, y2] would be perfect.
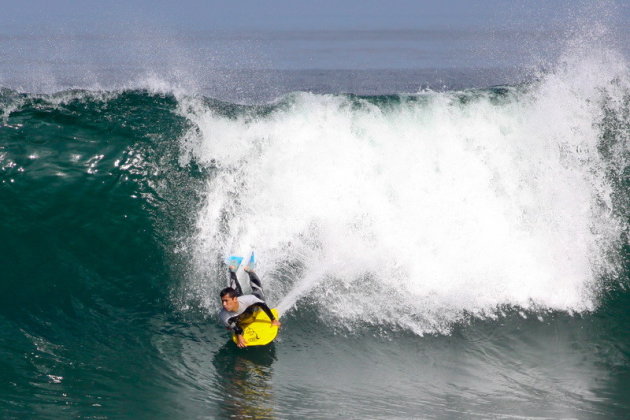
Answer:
[182, 47, 628, 335]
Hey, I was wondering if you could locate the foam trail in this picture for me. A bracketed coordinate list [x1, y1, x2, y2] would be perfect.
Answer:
[181, 46, 627, 334]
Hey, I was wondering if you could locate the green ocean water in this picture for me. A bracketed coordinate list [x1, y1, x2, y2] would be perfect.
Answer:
[0, 81, 629, 419]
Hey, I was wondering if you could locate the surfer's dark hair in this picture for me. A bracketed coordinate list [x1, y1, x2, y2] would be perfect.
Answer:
[220, 287, 238, 298]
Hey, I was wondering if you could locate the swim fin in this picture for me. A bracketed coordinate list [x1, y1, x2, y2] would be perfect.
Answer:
[246, 251, 256, 270]
[225, 256, 244, 271]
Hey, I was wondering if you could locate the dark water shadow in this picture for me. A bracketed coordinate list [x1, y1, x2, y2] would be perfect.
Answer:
[212, 340, 277, 419]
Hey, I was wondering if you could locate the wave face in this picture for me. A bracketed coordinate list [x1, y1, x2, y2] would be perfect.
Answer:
[1, 48, 629, 418]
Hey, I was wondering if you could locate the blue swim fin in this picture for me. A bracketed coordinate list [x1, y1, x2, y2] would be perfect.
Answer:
[247, 251, 256, 270]
[225, 256, 244, 271]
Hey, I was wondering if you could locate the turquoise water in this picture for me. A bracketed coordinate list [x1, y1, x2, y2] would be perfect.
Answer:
[1, 64, 629, 417]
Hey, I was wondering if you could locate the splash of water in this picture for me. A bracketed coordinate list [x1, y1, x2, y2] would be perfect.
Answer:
[180, 45, 628, 335]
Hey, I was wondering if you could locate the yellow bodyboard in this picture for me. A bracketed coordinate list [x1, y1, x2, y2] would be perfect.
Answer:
[232, 308, 279, 347]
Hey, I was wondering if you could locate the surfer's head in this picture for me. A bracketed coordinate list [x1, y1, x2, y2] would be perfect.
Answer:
[220, 287, 239, 311]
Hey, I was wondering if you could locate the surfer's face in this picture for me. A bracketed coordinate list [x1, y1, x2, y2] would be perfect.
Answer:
[221, 296, 239, 312]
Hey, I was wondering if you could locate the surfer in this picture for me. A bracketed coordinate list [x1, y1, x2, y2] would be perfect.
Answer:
[219, 265, 281, 348]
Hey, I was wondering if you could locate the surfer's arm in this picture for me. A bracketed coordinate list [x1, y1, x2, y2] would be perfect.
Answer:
[248, 302, 281, 327]
[227, 316, 244, 335]
[227, 319, 248, 348]
[249, 302, 276, 321]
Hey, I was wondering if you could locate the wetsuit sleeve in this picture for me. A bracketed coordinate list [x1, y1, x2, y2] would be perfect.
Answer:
[249, 302, 276, 321]
[227, 316, 244, 335]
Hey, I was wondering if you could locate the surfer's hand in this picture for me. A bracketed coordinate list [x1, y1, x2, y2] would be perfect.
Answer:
[236, 335, 247, 348]
[243, 266, 252, 273]
[271, 319, 281, 327]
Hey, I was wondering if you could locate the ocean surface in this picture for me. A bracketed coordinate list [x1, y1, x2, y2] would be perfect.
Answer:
[2, 5, 630, 419]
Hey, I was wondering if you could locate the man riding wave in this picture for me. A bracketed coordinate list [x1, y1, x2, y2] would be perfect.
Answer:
[218, 265, 281, 348]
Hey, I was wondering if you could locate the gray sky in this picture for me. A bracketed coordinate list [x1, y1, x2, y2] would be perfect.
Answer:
[0, 0, 628, 97]
[2, 0, 627, 33]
